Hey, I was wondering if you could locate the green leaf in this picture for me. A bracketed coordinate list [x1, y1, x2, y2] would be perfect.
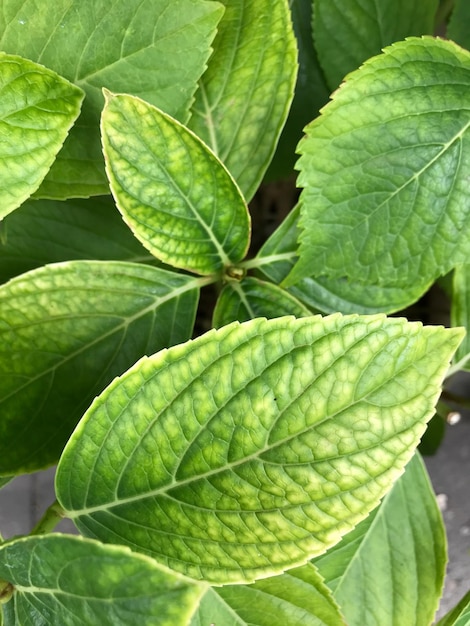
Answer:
[286, 37, 470, 289]
[0, 477, 12, 491]
[56, 314, 462, 584]
[190, 563, 345, 626]
[448, 0, 470, 51]
[102, 92, 251, 275]
[0, 53, 83, 219]
[0, 197, 152, 283]
[436, 590, 470, 626]
[0, 534, 203, 626]
[451, 264, 470, 371]
[0, 0, 223, 199]
[314, 0, 439, 90]
[213, 276, 312, 327]
[313, 453, 446, 626]
[188, 0, 297, 201]
[0, 261, 201, 475]
[266, 0, 330, 181]
[257, 205, 431, 313]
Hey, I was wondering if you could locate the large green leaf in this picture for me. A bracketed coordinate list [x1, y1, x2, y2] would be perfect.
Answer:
[0, 534, 202, 626]
[102, 92, 251, 275]
[256, 205, 431, 313]
[266, 0, 330, 181]
[313, 453, 446, 626]
[213, 276, 312, 327]
[437, 590, 470, 626]
[451, 264, 470, 371]
[448, 0, 470, 51]
[0, 0, 223, 198]
[0, 197, 152, 283]
[188, 0, 297, 201]
[56, 315, 462, 584]
[0, 53, 83, 219]
[314, 0, 438, 90]
[190, 563, 345, 625]
[0, 261, 201, 475]
[286, 37, 470, 290]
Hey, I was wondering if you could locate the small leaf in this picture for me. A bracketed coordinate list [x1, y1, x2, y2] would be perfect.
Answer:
[0, 53, 83, 219]
[0, 534, 203, 626]
[313, 453, 446, 626]
[314, 0, 438, 89]
[213, 276, 312, 327]
[102, 92, 251, 275]
[436, 590, 470, 626]
[286, 37, 470, 289]
[0, 261, 200, 474]
[190, 563, 345, 626]
[188, 0, 297, 201]
[56, 315, 462, 583]
[258, 206, 431, 313]
[0, 0, 223, 199]
[0, 197, 152, 284]
[451, 264, 470, 371]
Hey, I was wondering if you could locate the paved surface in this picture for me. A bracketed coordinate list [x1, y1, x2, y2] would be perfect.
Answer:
[0, 414, 469, 623]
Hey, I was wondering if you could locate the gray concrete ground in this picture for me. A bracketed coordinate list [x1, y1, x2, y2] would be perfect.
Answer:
[0, 412, 469, 623]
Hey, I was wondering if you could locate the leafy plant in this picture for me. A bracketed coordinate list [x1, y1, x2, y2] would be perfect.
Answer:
[1, 0, 470, 624]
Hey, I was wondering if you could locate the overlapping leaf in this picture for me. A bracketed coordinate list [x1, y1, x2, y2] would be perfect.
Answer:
[314, 0, 438, 89]
[0, 261, 200, 474]
[0, 53, 83, 219]
[313, 453, 446, 626]
[56, 314, 462, 583]
[286, 38, 470, 290]
[213, 276, 311, 327]
[0, 534, 202, 626]
[0, 0, 223, 198]
[191, 563, 345, 626]
[257, 206, 430, 313]
[102, 93, 251, 275]
[437, 591, 470, 626]
[0, 197, 152, 283]
[188, 0, 297, 201]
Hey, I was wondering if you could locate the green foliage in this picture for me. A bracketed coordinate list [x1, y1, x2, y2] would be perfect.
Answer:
[1, 0, 470, 624]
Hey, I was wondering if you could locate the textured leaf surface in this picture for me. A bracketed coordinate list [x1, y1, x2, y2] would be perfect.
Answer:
[0, 0, 223, 198]
[0, 261, 200, 474]
[190, 563, 345, 626]
[266, 0, 329, 181]
[0, 197, 152, 283]
[102, 93, 251, 275]
[448, 0, 470, 51]
[0, 534, 202, 626]
[56, 315, 462, 583]
[437, 590, 470, 626]
[188, 0, 297, 201]
[314, 0, 438, 89]
[313, 453, 446, 626]
[286, 37, 470, 289]
[257, 206, 430, 313]
[213, 276, 311, 327]
[451, 265, 470, 371]
[0, 53, 83, 219]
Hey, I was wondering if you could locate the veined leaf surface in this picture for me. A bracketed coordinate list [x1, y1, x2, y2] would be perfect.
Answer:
[0, 53, 83, 219]
[286, 37, 470, 289]
[0, 535, 202, 626]
[56, 315, 462, 583]
[313, 453, 446, 626]
[102, 93, 251, 275]
[188, 0, 297, 201]
[0, 0, 223, 198]
[190, 563, 345, 626]
[314, 0, 438, 89]
[0, 261, 201, 474]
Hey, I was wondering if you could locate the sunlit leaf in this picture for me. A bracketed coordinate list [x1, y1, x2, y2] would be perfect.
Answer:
[56, 315, 462, 583]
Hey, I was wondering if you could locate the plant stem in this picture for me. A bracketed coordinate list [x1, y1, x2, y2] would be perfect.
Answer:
[435, 0, 454, 29]
[30, 500, 66, 536]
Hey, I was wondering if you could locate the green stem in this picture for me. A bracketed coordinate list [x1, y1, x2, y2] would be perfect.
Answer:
[435, 0, 454, 28]
[30, 500, 66, 536]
